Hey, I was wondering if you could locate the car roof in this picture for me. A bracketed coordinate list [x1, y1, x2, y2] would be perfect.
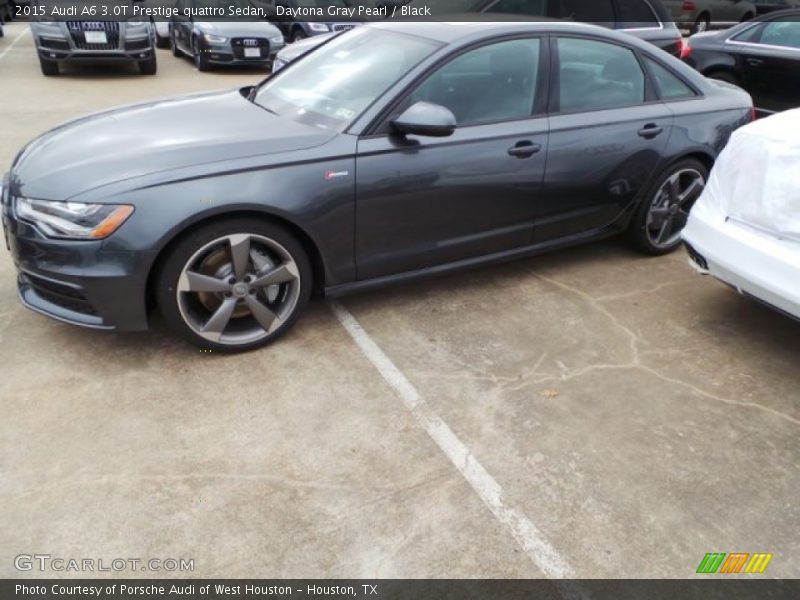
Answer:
[370, 16, 630, 45]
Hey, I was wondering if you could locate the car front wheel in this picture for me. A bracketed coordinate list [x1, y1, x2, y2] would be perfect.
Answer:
[193, 39, 210, 71]
[138, 53, 157, 75]
[156, 219, 312, 352]
[627, 159, 708, 255]
[39, 57, 59, 76]
[170, 30, 182, 57]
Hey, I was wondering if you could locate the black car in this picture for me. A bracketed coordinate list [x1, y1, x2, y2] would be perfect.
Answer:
[170, 0, 286, 70]
[684, 9, 800, 112]
[270, 0, 688, 70]
[2, 21, 752, 352]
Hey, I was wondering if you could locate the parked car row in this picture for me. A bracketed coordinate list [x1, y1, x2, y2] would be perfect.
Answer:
[3, 20, 755, 351]
[684, 9, 800, 112]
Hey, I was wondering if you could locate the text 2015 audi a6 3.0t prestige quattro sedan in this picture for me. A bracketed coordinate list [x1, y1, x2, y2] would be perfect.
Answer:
[2, 21, 753, 352]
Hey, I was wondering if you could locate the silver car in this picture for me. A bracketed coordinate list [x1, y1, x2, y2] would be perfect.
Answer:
[31, 15, 156, 76]
[663, 0, 757, 33]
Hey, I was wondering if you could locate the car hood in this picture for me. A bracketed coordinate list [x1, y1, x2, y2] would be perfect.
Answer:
[195, 21, 282, 38]
[13, 90, 334, 200]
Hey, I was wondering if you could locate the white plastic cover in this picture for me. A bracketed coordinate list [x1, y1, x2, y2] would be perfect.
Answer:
[699, 108, 800, 240]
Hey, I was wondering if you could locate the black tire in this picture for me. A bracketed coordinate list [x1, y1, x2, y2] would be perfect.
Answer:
[170, 30, 181, 57]
[193, 38, 210, 71]
[691, 13, 710, 34]
[627, 159, 709, 256]
[706, 70, 740, 85]
[740, 12, 754, 23]
[154, 24, 169, 48]
[138, 53, 157, 75]
[291, 28, 307, 43]
[156, 218, 313, 352]
[39, 57, 59, 76]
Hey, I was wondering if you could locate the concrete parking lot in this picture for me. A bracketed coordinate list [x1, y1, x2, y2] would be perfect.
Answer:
[1, 20, 798, 579]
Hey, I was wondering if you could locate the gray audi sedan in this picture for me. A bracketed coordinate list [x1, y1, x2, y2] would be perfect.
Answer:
[2, 21, 753, 352]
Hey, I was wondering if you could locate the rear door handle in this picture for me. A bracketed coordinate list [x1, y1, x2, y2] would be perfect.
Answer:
[747, 58, 765, 67]
[638, 124, 664, 139]
[507, 141, 542, 158]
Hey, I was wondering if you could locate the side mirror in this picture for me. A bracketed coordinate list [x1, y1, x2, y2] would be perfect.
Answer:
[391, 101, 456, 138]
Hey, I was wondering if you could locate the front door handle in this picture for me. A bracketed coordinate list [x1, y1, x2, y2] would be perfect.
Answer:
[747, 58, 765, 67]
[508, 141, 542, 158]
[638, 124, 664, 139]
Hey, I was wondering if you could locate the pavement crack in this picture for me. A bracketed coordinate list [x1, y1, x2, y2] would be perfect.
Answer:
[527, 270, 800, 427]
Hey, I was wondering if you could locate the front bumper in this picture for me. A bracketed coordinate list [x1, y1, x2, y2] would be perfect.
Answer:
[200, 39, 282, 67]
[682, 208, 800, 321]
[37, 37, 154, 62]
[2, 187, 152, 331]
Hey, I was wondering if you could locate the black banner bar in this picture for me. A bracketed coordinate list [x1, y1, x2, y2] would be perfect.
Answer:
[4, 579, 800, 600]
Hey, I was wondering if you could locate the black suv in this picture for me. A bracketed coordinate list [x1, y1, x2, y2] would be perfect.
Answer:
[403, 0, 684, 57]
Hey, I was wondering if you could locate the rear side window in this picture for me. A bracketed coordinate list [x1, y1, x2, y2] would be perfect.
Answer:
[644, 57, 696, 100]
[732, 24, 765, 44]
[759, 21, 800, 49]
[616, 0, 660, 29]
[554, 0, 615, 24]
[557, 37, 645, 112]
[485, 0, 548, 16]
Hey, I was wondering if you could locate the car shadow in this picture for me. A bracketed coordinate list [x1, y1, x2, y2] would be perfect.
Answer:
[45, 237, 800, 359]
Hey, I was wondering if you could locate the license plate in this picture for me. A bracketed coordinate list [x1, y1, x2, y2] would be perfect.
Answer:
[244, 47, 261, 58]
[84, 31, 107, 44]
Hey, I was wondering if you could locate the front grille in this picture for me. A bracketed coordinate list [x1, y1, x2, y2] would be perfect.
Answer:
[66, 21, 120, 51]
[23, 273, 98, 316]
[231, 37, 269, 60]
[40, 38, 71, 51]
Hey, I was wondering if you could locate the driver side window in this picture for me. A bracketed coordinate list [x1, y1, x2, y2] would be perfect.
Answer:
[406, 38, 541, 127]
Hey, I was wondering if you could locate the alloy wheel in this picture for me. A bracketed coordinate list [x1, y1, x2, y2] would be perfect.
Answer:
[645, 168, 705, 250]
[175, 233, 301, 346]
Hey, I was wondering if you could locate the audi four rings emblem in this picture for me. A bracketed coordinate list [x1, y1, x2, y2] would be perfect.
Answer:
[82, 22, 105, 31]
[243, 39, 258, 46]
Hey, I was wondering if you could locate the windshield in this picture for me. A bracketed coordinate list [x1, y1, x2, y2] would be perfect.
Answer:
[254, 28, 439, 131]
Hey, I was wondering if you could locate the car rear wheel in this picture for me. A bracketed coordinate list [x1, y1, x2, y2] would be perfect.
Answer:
[291, 28, 307, 43]
[138, 54, 157, 75]
[692, 13, 710, 34]
[156, 219, 312, 352]
[39, 58, 59, 76]
[627, 159, 708, 255]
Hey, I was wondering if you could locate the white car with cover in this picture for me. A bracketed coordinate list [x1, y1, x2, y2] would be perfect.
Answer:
[683, 108, 800, 320]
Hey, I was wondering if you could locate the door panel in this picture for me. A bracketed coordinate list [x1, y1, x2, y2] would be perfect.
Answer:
[739, 22, 800, 111]
[537, 36, 673, 242]
[355, 120, 548, 280]
[536, 105, 671, 242]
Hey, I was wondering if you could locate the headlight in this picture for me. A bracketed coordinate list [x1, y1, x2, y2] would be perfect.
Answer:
[204, 33, 228, 44]
[16, 198, 134, 240]
[270, 34, 284, 44]
[308, 23, 330, 32]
